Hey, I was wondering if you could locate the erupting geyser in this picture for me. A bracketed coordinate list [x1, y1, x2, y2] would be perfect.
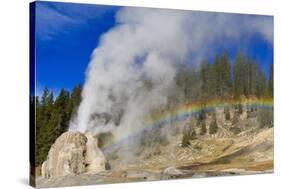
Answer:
[69, 7, 273, 145]
[69, 8, 190, 139]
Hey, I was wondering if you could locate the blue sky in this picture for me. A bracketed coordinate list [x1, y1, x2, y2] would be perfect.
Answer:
[35, 1, 119, 96]
[34, 1, 273, 97]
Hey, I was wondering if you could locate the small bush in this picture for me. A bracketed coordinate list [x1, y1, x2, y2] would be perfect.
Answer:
[199, 120, 207, 135]
[181, 132, 191, 147]
[198, 110, 206, 121]
[232, 112, 239, 125]
[181, 126, 196, 147]
[257, 108, 273, 128]
[194, 144, 202, 150]
[209, 114, 218, 134]
[238, 104, 243, 114]
[224, 107, 231, 120]
[230, 126, 241, 135]
[105, 162, 111, 170]
[152, 145, 162, 156]
[157, 135, 169, 146]
[140, 128, 169, 147]
[247, 109, 257, 118]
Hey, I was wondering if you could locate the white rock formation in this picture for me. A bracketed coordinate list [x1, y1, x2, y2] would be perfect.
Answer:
[41, 131, 107, 178]
[84, 132, 107, 173]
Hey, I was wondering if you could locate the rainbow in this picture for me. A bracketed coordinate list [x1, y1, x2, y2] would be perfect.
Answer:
[102, 97, 273, 152]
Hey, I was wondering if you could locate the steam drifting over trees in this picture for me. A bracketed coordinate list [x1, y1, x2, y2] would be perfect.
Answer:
[35, 51, 272, 166]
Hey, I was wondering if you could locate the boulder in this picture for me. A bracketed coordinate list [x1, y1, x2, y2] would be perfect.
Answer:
[41, 131, 107, 178]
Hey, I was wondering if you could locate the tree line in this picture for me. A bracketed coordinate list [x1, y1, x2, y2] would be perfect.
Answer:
[35, 85, 82, 166]
[175, 51, 273, 103]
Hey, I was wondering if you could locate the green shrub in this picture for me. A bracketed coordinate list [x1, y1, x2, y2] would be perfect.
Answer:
[181, 132, 191, 147]
[247, 108, 257, 118]
[232, 112, 239, 125]
[157, 135, 169, 146]
[257, 108, 273, 128]
[230, 126, 241, 135]
[181, 126, 196, 147]
[209, 113, 218, 134]
[140, 128, 169, 147]
[224, 107, 231, 120]
[198, 110, 206, 121]
[238, 103, 243, 114]
[199, 120, 207, 135]
[152, 145, 162, 155]
[194, 144, 202, 150]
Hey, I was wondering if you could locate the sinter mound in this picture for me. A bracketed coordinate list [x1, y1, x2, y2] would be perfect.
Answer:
[41, 131, 107, 178]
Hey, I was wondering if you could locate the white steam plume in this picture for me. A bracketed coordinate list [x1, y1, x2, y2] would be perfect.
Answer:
[69, 7, 273, 142]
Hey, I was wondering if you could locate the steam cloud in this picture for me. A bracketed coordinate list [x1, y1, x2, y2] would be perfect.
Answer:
[69, 7, 273, 143]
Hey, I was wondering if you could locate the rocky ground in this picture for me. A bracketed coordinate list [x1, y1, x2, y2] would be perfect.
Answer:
[36, 108, 273, 188]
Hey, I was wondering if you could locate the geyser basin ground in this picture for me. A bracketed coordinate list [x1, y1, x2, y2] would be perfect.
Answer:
[36, 105, 273, 188]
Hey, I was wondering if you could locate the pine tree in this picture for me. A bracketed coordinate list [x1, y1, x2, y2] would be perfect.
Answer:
[35, 87, 75, 166]
[41, 87, 49, 106]
[256, 70, 267, 98]
[248, 61, 258, 96]
[234, 53, 245, 99]
[238, 103, 243, 114]
[35, 87, 56, 166]
[224, 107, 231, 120]
[200, 60, 208, 99]
[268, 64, 273, 97]
[54, 89, 70, 132]
[209, 113, 218, 134]
[207, 62, 217, 98]
[68, 85, 82, 117]
[220, 51, 232, 97]
[214, 55, 221, 97]
[35, 95, 43, 166]
[181, 126, 196, 147]
[200, 120, 207, 135]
